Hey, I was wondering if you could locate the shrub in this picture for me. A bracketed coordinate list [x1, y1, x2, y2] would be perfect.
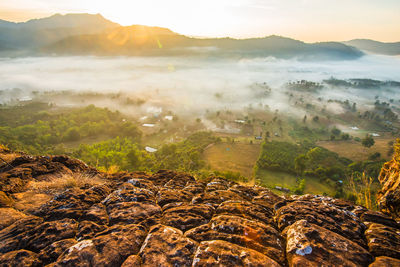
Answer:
[368, 152, 381, 160]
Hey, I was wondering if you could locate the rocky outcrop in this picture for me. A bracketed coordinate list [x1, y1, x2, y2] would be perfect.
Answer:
[0, 152, 400, 266]
[377, 146, 400, 218]
[285, 219, 372, 266]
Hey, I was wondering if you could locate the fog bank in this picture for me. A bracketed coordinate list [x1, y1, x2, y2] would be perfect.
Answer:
[0, 54, 399, 115]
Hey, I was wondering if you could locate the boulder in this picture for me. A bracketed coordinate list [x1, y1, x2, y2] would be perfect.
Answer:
[148, 170, 195, 188]
[204, 178, 231, 192]
[102, 187, 155, 206]
[192, 240, 280, 266]
[192, 190, 245, 207]
[56, 224, 147, 266]
[285, 220, 373, 267]
[139, 224, 198, 267]
[365, 223, 400, 258]
[0, 190, 13, 207]
[377, 157, 400, 218]
[361, 210, 399, 228]
[156, 188, 193, 207]
[24, 218, 78, 252]
[80, 203, 109, 225]
[275, 200, 366, 247]
[77, 220, 107, 240]
[107, 201, 162, 226]
[0, 216, 43, 253]
[38, 239, 77, 265]
[0, 208, 26, 230]
[121, 255, 142, 266]
[216, 200, 275, 225]
[34, 185, 111, 221]
[161, 204, 214, 231]
[0, 249, 41, 267]
[185, 215, 285, 263]
[369, 256, 400, 267]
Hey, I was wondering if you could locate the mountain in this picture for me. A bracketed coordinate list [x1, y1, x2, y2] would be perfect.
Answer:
[0, 13, 364, 60]
[0, 19, 16, 28]
[43, 27, 363, 60]
[0, 13, 119, 51]
[344, 39, 400, 55]
[0, 146, 400, 265]
[11, 13, 119, 30]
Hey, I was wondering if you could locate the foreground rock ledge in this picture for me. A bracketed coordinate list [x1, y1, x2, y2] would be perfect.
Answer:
[0, 152, 400, 266]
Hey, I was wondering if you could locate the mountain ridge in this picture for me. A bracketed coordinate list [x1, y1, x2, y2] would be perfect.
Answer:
[1, 13, 399, 58]
[344, 39, 400, 56]
[0, 13, 363, 60]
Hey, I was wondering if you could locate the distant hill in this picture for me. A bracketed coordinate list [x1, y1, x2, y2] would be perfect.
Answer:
[43, 26, 363, 60]
[0, 13, 363, 60]
[0, 13, 119, 50]
[344, 39, 400, 55]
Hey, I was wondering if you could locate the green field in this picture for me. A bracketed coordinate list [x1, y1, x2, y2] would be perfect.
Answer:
[256, 169, 335, 196]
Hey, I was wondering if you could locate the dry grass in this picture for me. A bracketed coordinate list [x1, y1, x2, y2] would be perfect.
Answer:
[317, 137, 394, 161]
[28, 172, 105, 193]
[203, 142, 261, 178]
[9, 173, 105, 213]
[238, 176, 257, 187]
[347, 173, 375, 209]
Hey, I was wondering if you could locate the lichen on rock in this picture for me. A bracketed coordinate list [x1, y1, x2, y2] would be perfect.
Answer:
[0, 150, 400, 266]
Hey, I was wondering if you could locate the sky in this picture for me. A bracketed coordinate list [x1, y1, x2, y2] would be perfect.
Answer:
[0, 0, 399, 42]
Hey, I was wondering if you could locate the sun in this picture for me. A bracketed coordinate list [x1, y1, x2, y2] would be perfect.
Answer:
[84, 0, 235, 37]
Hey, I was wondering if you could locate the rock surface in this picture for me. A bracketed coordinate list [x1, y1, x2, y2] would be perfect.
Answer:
[0, 151, 400, 266]
[377, 153, 400, 218]
[285, 219, 372, 266]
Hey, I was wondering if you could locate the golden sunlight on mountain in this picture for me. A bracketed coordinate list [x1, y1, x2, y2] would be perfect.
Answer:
[106, 26, 174, 47]
[1, 0, 400, 41]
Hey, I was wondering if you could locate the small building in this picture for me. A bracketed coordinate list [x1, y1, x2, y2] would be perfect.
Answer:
[145, 146, 158, 153]
[18, 96, 33, 102]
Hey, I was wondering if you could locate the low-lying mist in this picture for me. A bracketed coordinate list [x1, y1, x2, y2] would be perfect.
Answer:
[1, 54, 400, 118]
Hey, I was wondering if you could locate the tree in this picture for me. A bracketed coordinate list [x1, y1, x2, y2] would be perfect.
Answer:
[293, 179, 306, 194]
[361, 135, 375, 148]
[352, 103, 357, 112]
[331, 127, 341, 136]
[341, 133, 350, 140]
[368, 152, 381, 160]
[294, 154, 307, 175]
[64, 127, 80, 142]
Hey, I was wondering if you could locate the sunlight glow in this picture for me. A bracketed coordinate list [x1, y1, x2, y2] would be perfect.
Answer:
[0, 0, 399, 42]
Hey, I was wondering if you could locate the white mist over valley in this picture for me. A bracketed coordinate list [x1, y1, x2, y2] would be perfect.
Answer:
[1, 54, 400, 118]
